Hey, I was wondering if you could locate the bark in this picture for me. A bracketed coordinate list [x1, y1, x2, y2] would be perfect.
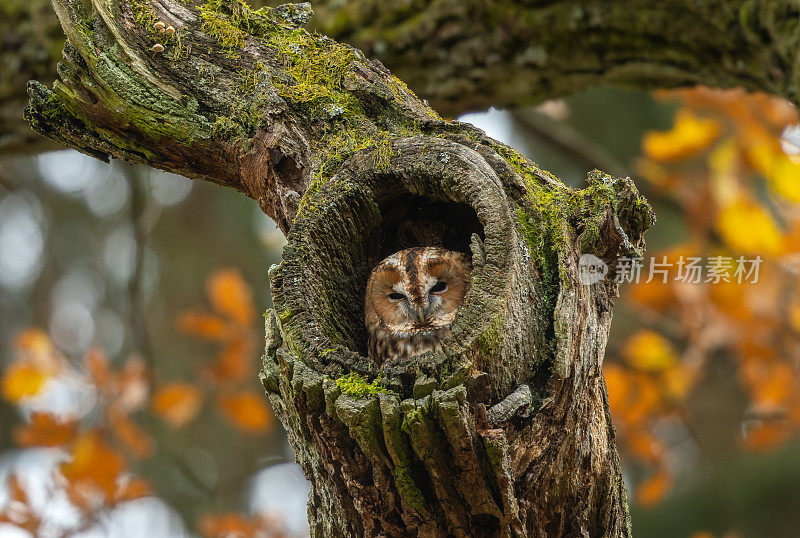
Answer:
[312, 0, 800, 116]
[25, 0, 655, 535]
[4, 0, 800, 153]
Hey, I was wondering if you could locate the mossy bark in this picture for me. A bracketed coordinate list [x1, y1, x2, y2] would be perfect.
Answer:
[27, 0, 655, 535]
[312, 0, 800, 116]
[5, 0, 800, 153]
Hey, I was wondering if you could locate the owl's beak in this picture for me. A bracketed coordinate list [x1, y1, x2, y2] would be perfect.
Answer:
[417, 306, 427, 323]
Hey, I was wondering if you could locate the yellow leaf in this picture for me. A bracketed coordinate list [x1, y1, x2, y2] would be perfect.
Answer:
[15, 328, 55, 360]
[208, 269, 255, 326]
[766, 155, 800, 203]
[662, 366, 695, 400]
[643, 109, 720, 162]
[716, 197, 784, 255]
[623, 330, 678, 372]
[1, 364, 48, 402]
[218, 391, 273, 433]
[152, 383, 203, 428]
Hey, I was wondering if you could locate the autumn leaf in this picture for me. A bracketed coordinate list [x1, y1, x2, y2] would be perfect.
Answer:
[1, 363, 49, 402]
[15, 328, 56, 363]
[152, 383, 203, 427]
[205, 338, 254, 383]
[643, 109, 720, 162]
[743, 422, 792, 452]
[217, 391, 273, 433]
[177, 309, 230, 340]
[199, 512, 260, 538]
[716, 197, 783, 256]
[110, 413, 154, 459]
[623, 330, 678, 372]
[208, 269, 256, 326]
[13, 412, 78, 447]
[604, 364, 630, 414]
[628, 429, 663, 464]
[60, 432, 126, 501]
[116, 477, 151, 502]
[636, 468, 671, 507]
[85, 347, 113, 388]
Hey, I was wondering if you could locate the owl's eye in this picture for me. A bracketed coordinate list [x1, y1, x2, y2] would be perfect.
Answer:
[388, 292, 405, 301]
[430, 281, 447, 293]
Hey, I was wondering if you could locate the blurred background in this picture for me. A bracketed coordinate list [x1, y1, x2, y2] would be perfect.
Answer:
[2, 10, 800, 538]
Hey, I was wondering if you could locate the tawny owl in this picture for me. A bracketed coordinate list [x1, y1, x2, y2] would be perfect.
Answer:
[365, 247, 472, 364]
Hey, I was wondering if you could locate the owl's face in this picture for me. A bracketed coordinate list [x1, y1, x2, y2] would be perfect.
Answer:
[365, 247, 471, 363]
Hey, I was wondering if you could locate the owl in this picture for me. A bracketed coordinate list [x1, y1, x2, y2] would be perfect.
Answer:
[365, 247, 472, 364]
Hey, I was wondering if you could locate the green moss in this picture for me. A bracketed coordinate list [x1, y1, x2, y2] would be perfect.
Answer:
[393, 466, 428, 514]
[336, 373, 393, 399]
[199, 0, 256, 53]
[473, 314, 503, 357]
[212, 115, 245, 139]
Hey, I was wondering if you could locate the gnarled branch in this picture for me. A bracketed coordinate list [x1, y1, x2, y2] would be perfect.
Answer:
[27, 0, 655, 535]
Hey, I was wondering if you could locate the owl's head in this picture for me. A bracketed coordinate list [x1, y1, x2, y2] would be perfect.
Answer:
[365, 247, 472, 340]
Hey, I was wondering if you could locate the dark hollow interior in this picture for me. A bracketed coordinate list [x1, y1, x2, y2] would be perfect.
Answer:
[370, 194, 484, 266]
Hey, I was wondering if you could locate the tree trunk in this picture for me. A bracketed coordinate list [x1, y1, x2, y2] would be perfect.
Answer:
[4, 0, 800, 154]
[25, 0, 655, 535]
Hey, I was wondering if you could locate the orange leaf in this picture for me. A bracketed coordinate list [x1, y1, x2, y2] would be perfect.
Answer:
[13, 412, 77, 447]
[743, 422, 791, 451]
[86, 348, 113, 389]
[636, 469, 671, 507]
[208, 269, 255, 326]
[628, 429, 663, 463]
[200, 512, 259, 538]
[110, 413, 153, 459]
[1, 363, 48, 402]
[60, 432, 125, 501]
[604, 364, 630, 416]
[116, 477, 151, 502]
[176, 310, 230, 340]
[152, 383, 203, 427]
[217, 391, 273, 433]
[205, 338, 254, 384]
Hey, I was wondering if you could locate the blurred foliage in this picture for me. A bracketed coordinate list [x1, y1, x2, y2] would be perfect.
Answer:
[1, 84, 799, 537]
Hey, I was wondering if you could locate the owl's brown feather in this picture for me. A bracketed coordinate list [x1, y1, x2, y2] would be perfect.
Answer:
[365, 247, 471, 364]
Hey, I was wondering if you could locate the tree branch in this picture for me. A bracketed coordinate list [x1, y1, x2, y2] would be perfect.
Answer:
[25, 1, 657, 535]
[24, 0, 437, 230]
[314, 0, 800, 115]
